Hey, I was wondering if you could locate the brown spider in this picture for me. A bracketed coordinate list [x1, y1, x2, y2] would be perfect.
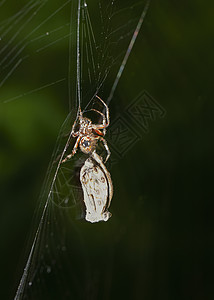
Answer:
[62, 95, 110, 163]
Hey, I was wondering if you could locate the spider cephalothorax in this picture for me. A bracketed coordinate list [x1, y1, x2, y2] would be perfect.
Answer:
[62, 95, 110, 163]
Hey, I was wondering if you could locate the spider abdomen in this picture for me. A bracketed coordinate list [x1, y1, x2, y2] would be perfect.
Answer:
[80, 136, 96, 154]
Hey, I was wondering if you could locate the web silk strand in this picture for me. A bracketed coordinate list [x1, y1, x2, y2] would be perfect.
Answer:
[107, 0, 150, 105]
[76, 0, 81, 110]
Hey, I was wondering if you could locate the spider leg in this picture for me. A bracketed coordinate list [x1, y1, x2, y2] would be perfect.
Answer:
[62, 135, 81, 163]
[95, 95, 110, 126]
[72, 131, 79, 137]
[93, 136, 110, 161]
[71, 106, 82, 135]
[71, 117, 78, 133]
[84, 108, 107, 135]
[99, 137, 111, 162]
[90, 109, 106, 125]
[93, 128, 105, 136]
[83, 108, 106, 124]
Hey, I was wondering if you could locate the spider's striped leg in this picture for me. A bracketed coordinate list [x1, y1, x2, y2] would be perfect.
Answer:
[90, 108, 107, 135]
[62, 136, 81, 163]
[95, 95, 110, 126]
[90, 109, 106, 124]
[99, 137, 111, 162]
[71, 106, 82, 134]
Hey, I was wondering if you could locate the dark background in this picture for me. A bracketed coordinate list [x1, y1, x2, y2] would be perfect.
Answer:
[0, 0, 213, 299]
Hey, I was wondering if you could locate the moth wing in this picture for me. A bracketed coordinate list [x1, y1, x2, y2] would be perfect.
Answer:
[80, 158, 112, 223]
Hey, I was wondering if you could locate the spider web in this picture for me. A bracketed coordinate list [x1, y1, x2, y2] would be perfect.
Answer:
[0, 0, 150, 299]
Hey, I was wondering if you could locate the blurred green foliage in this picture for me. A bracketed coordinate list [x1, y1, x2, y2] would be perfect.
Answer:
[0, 0, 213, 299]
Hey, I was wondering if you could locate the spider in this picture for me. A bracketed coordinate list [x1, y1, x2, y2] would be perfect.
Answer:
[62, 95, 111, 163]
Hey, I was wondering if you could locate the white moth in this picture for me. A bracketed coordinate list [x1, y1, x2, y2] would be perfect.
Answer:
[80, 151, 113, 223]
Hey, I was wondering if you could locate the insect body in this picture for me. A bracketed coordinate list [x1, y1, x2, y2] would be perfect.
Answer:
[80, 151, 113, 223]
